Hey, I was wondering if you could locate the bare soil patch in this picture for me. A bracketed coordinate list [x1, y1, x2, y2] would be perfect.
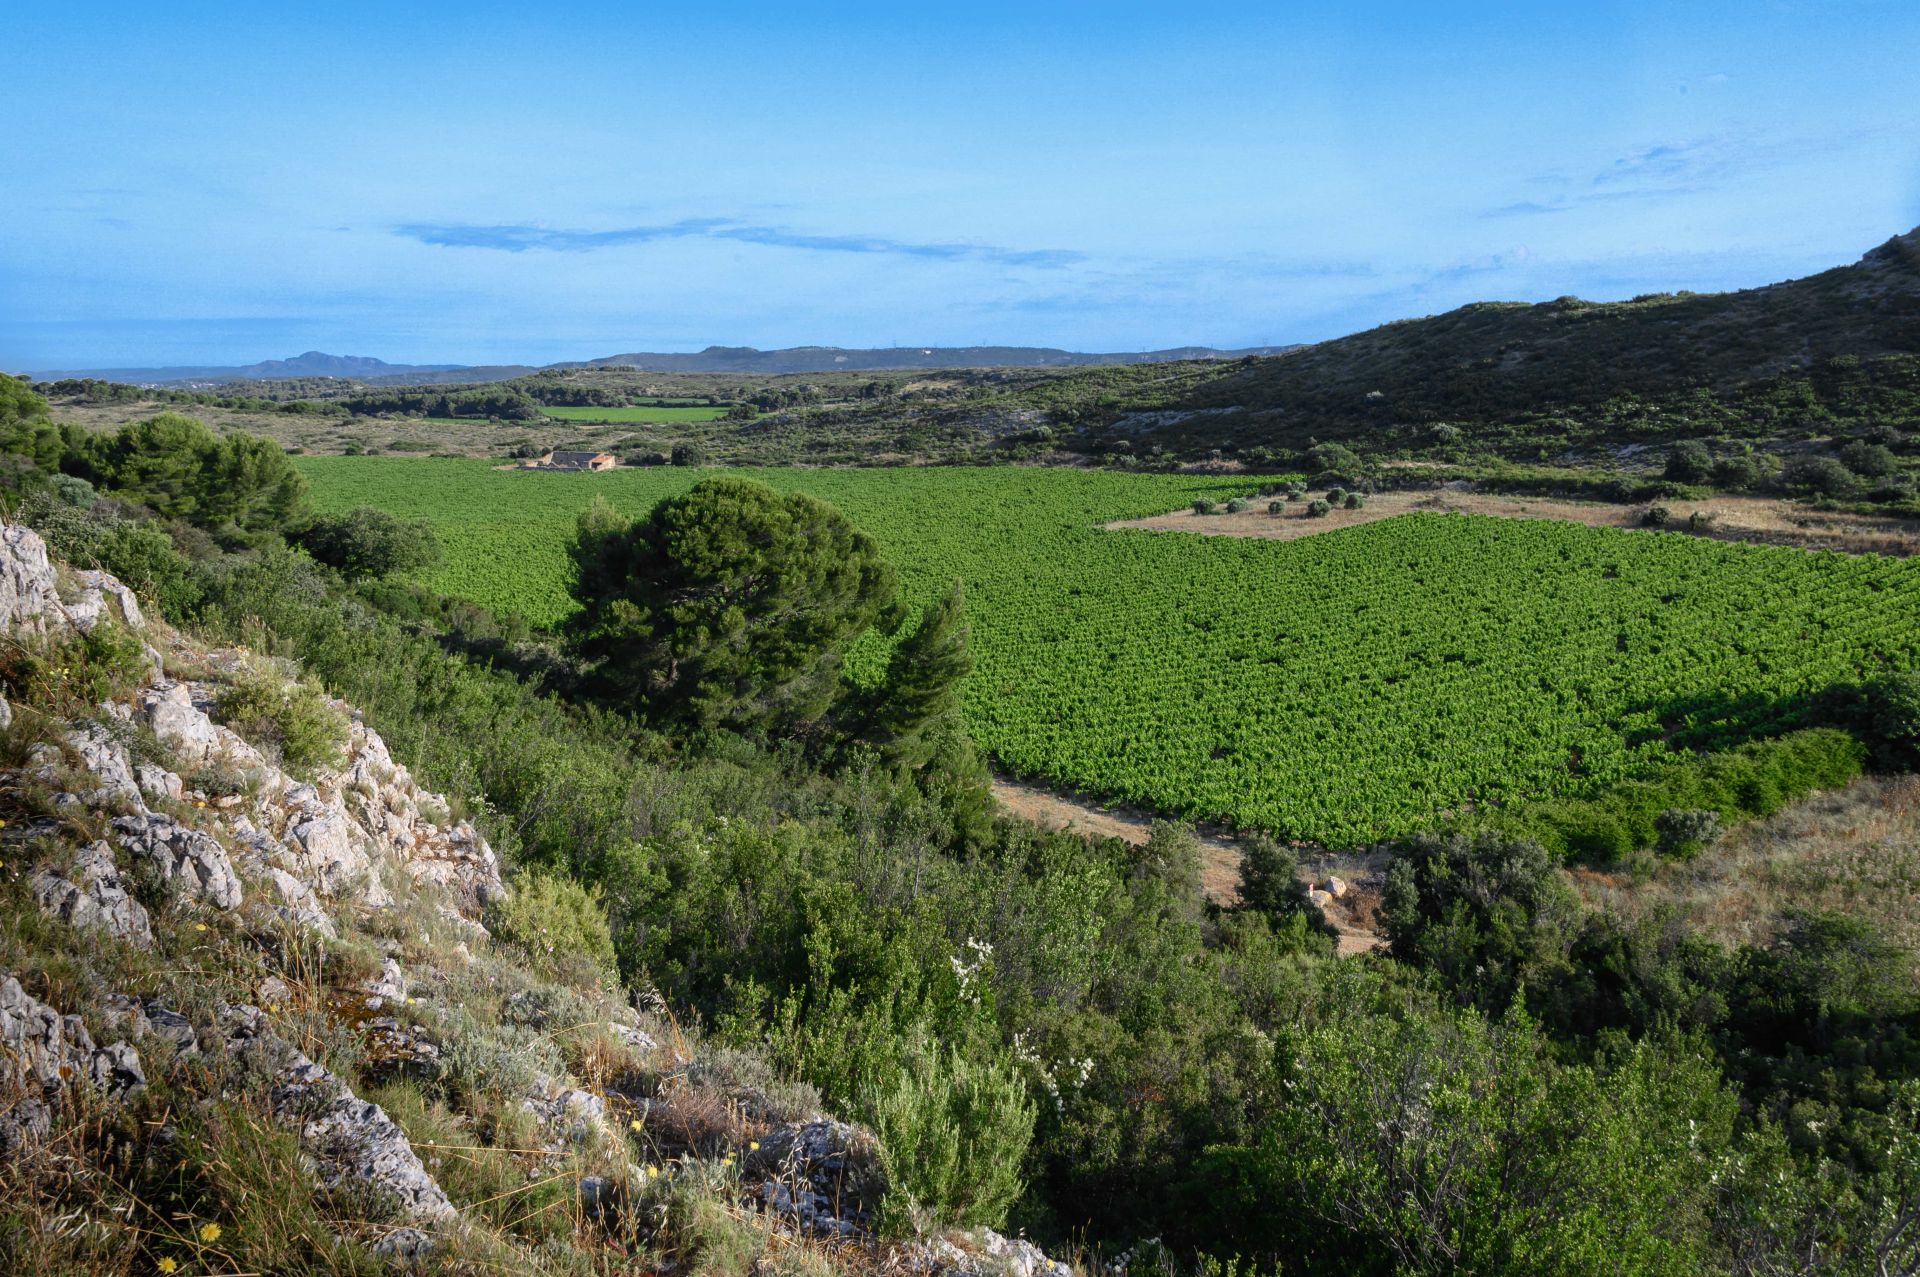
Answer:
[1107, 489, 1920, 556]
[990, 775, 1386, 955]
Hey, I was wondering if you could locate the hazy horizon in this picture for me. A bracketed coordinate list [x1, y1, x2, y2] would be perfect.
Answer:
[6, 0, 1918, 370]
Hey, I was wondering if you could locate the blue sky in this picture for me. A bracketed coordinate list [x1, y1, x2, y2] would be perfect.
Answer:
[4, 0, 1918, 370]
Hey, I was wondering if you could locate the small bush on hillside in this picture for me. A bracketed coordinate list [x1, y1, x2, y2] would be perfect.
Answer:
[867, 1031, 1035, 1235]
[1192, 500, 1216, 516]
[1327, 487, 1348, 506]
[1654, 808, 1722, 858]
[670, 442, 706, 466]
[1665, 440, 1714, 483]
[1236, 837, 1331, 938]
[1641, 505, 1672, 527]
[1688, 510, 1718, 531]
[213, 669, 348, 775]
[1780, 455, 1861, 498]
[297, 507, 442, 581]
[1711, 454, 1764, 491]
[1225, 497, 1250, 514]
[1858, 670, 1920, 771]
[1838, 440, 1898, 478]
[1344, 492, 1365, 510]
[0, 620, 150, 719]
[1306, 499, 1332, 518]
[485, 872, 618, 988]
[1268, 500, 1285, 515]
[48, 473, 95, 506]
[1307, 441, 1363, 481]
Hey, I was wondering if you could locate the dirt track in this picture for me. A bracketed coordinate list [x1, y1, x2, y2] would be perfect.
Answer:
[990, 776, 1386, 956]
[1106, 489, 1920, 556]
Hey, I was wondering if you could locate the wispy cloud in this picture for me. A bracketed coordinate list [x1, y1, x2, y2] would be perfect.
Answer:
[1485, 126, 1895, 219]
[1592, 137, 1734, 189]
[395, 218, 732, 252]
[394, 217, 1083, 267]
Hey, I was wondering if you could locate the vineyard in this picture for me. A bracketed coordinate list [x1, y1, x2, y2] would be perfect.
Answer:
[298, 458, 1920, 844]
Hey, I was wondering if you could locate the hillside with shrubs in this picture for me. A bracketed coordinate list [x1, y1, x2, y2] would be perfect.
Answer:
[4, 366, 1920, 1277]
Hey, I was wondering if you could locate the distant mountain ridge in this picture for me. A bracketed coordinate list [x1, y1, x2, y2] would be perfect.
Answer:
[22, 343, 1293, 387]
[561, 343, 1295, 375]
[25, 350, 475, 386]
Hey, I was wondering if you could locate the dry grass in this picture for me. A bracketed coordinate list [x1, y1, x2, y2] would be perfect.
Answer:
[1572, 774, 1920, 972]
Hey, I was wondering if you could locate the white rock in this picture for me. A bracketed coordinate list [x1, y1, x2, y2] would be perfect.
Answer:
[0, 524, 64, 634]
[222, 1004, 454, 1222]
[0, 974, 144, 1152]
[66, 719, 141, 806]
[66, 570, 145, 634]
[112, 810, 243, 910]
[30, 840, 153, 948]
[136, 762, 184, 803]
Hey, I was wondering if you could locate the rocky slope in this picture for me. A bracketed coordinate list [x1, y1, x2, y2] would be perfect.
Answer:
[0, 521, 1064, 1275]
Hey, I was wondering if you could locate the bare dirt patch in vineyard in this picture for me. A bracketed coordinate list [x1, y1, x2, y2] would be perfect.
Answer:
[990, 775, 1386, 956]
[1106, 490, 1920, 556]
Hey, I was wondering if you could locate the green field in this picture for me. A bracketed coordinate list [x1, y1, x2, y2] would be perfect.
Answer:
[540, 404, 735, 423]
[297, 458, 1920, 843]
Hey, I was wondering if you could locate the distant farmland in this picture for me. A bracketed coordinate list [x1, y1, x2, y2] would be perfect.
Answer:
[541, 405, 735, 423]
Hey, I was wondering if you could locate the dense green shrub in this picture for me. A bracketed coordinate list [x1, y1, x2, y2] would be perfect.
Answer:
[485, 872, 618, 988]
[867, 1030, 1035, 1234]
[213, 667, 349, 775]
[1306, 498, 1331, 517]
[1779, 454, 1860, 498]
[1382, 830, 1573, 1010]
[1199, 983, 1736, 1276]
[1486, 729, 1867, 861]
[1224, 497, 1250, 514]
[1710, 453, 1764, 490]
[1306, 441, 1363, 482]
[1267, 500, 1284, 515]
[1343, 492, 1364, 510]
[1192, 499, 1215, 515]
[1858, 670, 1920, 770]
[669, 442, 706, 466]
[1642, 504, 1672, 527]
[1665, 440, 1714, 483]
[297, 506, 442, 580]
[1837, 440, 1898, 477]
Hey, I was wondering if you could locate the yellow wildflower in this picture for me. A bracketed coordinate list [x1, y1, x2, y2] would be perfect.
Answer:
[158, 1260, 178, 1275]
[629, 1119, 643, 1132]
[198, 1222, 221, 1243]
[194, 923, 208, 932]
[749, 1140, 759, 1151]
